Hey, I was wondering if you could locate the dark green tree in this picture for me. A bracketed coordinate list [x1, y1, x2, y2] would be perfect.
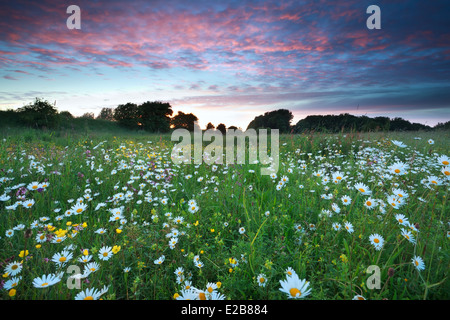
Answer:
[171, 111, 199, 131]
[216, 123, 227, 135]
[97, 107, 114, 121]
[113, 102, 139, 129]
[247, 109, 293, 133]
[138, 101, 173, 132]
[206, 122, 215, 130]
[17, 98, 59, 129]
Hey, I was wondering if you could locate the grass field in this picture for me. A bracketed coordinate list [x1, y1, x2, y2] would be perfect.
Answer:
[0, 127, 448, 300]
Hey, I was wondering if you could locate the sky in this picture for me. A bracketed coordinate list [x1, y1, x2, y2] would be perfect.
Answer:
[1, 0, 449, 129]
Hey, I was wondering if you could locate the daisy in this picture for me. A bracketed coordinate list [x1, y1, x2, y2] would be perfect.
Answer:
[176, 289, 198, 300]
[441, 166, 450, 178]
[352, 295, 366, 300]
[363, 197, 376, 210]
[188, 203, 199, 213]
[285, 267, 297, 278]
[173, 216, 184, 224]
[174, 267, 184, 277]
[154, 255, 165, 265]
[332, 222, 341, 231]
[27, 181, 40, 191]
[183, 280, 193, 290]
[411, 256, 425, 271]
[22, 199, 35, 208]
[427, 139, 434, 145]
[354, 182, 371, 195]
[4, 261, 22, 276]
[392, 188, 409, 199]
[369, 234, 384, 251]
[257, 273, 268, 287]
[279, 273, 312, 299]
[239, 227, 245, 234]
[209, 291, 226, 300]
[72, 202, 88, 215]
[437, 155, 450, 166]
[3, 276, 21, 290]
[428, 175, 442, 186]
[205, 282, 218, 294]
[5, 229, 14, 237]
[387, 194, 403, 209]
[391, 140, 407, 148]
[331, 203, 340, 214]
[84, 262, 100, 273]
[344, 222, 354, 234]
[95, 228, 107, 235]
[401, 229, 416, 244]
[389, 161, 408, 176]
[32, 272, 63, 288]
[395, 214, 409, 226]
[341, 195, 352, 206]
[78, 255, 92, 263]
[98, 246, 113, 261]
[52, 250, 73, 267]
[332, 171, 346, 183]
[74, 287, 103, 300]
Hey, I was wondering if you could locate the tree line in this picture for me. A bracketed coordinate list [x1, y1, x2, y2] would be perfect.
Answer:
[0, 98, 234, 133]
[0, 98, 448, 133]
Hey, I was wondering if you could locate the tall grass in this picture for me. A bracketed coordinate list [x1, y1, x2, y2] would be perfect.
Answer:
[0, 128, 448, 300]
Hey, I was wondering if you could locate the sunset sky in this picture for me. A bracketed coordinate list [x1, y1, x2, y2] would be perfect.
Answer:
[1, 0, 449, 129]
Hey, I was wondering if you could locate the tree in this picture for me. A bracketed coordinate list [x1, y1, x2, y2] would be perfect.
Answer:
[228, 125, 238, 131]
[216, 123, 227, 135]
[247, 109, 293, 133]
[97, 107, 114, 121]
[17, 98, 59, 129]
[138, 101, 173, 132]
[59, 111, 74, 121]
[171, 111, 199, 131]
[113, 102, 139, 129]
[80, 112, 95, 119]
[206, 122, 215, 130]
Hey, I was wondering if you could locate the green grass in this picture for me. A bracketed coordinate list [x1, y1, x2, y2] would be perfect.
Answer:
[0, 128, 448, 300]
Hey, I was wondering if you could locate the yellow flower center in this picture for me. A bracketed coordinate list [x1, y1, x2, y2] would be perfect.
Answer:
[358, 188, 365, 193]
[84, 296, 94, 300]
[11, 265, 18, 270]
[76, 209, 83, 213]
[59, 257, 66, 262]
[415, 261, 419, 266]
[103, 252, 108, 257]
[41, 283, 48, 287]
[443, 160, 449, 165]
[366, 201, 372, 206]
[394, 169, 400, 173]
[374, 238, 379, 244]
[289, 288, 301, 297]
[199, 292, 206, 300]
[32, 185, 38, 189]
[207, 287, 213, 293]
[259, 278, 265, 283]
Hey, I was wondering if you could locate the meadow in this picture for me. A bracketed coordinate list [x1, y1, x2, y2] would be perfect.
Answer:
[0, 127, 448, 300]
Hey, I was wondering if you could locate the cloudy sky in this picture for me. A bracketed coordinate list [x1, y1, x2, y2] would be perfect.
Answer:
[1, 0, 449, 129]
